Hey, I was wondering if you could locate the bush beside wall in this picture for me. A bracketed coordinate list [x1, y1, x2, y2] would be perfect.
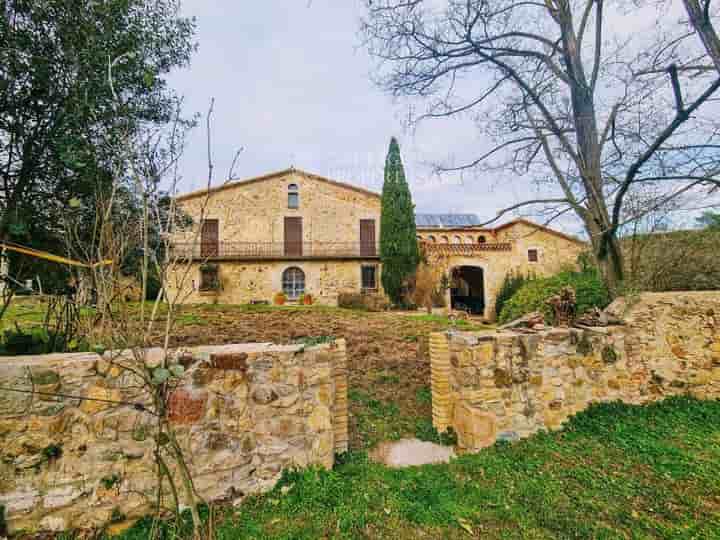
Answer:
[498, 269, 610, 324]
[623, 229, 720, 292]
[338, 292, 389, 312]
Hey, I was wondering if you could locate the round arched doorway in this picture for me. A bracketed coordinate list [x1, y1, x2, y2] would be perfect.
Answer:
[450, 266, 485, 315]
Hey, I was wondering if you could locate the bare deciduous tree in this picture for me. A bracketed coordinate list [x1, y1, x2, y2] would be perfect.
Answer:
[683, 0, 720, 72]
[362, 0, 720, 296]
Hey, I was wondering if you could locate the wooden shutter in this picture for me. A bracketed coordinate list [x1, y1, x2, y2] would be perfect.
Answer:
[201, 219, 219, 258]
[360, 219, 376, 257]
[284, 217, 303, 256]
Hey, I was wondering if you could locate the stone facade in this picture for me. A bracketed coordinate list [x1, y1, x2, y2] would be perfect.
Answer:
[170, 260, 382, 307]
[168, 168, 585, 314]
[0, 340, 348, 533]
[420, 219, 586, 320]
[167, 168, 384, 307]
[430, 292, 720, 452]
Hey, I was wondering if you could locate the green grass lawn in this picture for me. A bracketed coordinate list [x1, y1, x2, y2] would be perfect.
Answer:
[112, 397, 720, 540]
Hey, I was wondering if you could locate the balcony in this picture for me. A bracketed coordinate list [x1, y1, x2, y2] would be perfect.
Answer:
[170, 241, 380, 261]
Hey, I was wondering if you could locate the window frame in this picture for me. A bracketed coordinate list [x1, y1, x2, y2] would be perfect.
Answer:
[282, 266, 306, 300]
[527, 248, 540, 263]
[361, 264, 378, 291]
[288, 184, 300, 209]
[199, 264, 220, 292]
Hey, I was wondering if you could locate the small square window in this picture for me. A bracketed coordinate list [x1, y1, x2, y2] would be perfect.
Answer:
[528, 249, 539, 263]
[361, 265, 377, 291]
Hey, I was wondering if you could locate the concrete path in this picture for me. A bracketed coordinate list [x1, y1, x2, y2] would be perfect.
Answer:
[369, 438, 456, 468]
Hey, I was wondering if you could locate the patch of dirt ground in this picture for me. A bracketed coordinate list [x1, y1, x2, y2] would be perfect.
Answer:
[149, 305, 489, 450]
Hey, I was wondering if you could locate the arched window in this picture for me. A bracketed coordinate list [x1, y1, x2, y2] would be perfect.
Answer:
[441, 235, 450, 243]
[416, 235, 423, 241]
[466, 236, 474, 244]
[282, 267, 305, 299]
[478, 235, 487, 244]
[288, 184, 299, 209]
[453, 235, 462, 244]
[427, 235, 437, 243]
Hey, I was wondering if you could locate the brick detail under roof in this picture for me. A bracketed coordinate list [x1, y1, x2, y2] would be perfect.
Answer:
[421, 242, 512, 255]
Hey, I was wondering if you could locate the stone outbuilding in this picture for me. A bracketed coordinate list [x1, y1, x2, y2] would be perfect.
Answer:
[167, 168, 586, 320]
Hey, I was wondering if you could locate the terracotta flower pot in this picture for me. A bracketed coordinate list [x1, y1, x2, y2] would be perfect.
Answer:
[274, 294, 286, 305]
[303, 294, 313, 305]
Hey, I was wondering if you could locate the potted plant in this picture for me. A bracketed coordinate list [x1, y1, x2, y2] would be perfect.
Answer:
[274, 292, 287, 305]
[302, 293, 313, 305]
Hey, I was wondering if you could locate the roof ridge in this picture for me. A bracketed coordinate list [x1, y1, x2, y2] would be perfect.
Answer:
[174, 167, 381, 202]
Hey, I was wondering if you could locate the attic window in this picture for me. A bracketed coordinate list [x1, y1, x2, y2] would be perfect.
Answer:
[528, 249, 539, 263]
[288, 184, 299, 209]
[478, 235, 487, 244]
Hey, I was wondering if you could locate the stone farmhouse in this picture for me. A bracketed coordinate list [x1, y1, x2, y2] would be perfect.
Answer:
[168, 168, 586, 320]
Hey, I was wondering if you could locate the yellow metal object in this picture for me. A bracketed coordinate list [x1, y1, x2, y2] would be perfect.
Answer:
[0, 242, 113, 268]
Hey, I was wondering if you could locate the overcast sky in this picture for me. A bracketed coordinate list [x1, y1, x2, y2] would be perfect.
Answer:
[167, 1, 550, 228]
[166, 1, 714, 235]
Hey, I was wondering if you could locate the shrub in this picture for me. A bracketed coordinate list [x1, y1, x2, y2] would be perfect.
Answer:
[623, 229, 720, 292]
[0, 327, 89, 355]
[338, 292, 389, 312]
[411, 263, 442, 313]
[495, 270, 533, 318]
[498, 268, 610, 324]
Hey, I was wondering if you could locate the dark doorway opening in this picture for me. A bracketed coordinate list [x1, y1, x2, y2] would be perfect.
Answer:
[451, 266, 485, 315]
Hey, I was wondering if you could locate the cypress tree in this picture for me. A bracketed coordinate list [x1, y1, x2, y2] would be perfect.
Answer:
[380, 137, 420, 304]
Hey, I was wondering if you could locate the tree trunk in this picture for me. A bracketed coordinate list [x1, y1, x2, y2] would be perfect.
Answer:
[582, 212, 624, 298]
[684, 0, 720, 74]
[597, 244, 624, 298]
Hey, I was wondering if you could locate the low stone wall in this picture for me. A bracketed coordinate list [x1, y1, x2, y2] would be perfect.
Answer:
[0, 340, 348, 533]
[430, 292, 720, 451]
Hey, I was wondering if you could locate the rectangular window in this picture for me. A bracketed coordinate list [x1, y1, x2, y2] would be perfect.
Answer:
[200, 219, 219, 258]
[284, 217, 303, 256]
[528, 249, 539, 263]
[361, 265, 377, 291]
[288, 192, 299, 209]
[360, 219, 376, 257]
[199, 265, 220, 292]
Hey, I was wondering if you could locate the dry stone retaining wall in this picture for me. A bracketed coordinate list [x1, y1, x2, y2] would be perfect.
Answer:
[0, 340, 348, 533]
[430, 292, 720, 451]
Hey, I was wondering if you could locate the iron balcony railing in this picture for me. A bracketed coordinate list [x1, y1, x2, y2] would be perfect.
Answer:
[170, 241, 381, 260]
